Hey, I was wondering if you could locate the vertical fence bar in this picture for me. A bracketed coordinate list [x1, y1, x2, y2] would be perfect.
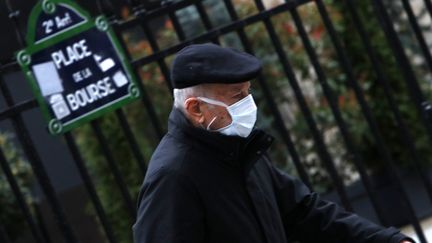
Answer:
[166, 6, 187, 43]
[400, 0, 432, 73]
[221, 0, 313, 189]
[139, 19, 174, 92]
[32, 202, 53, 243]
[168, 11, 186, 41]
[3, 2, 80, 241]
[371, 0, 432, 151]
[194, 1, 220, 44]
[315, 1, 426, 241]
[114, 109, 148, 176]
[112, 3, 165, 140]
[0, 147, 45, 243]
[288, 6, 389, 224]
[106, 1, 165, 147]
[98, 0, 150, 168]
[115, 29, 164, 140]
[0, 224, 11, 243]
[90, 121, 136, 220]
[97, 0, 149, 177]
[345, 0, 432, 203]
[96, 0, 111, 13]
[253, 0, 352, 210]
[63, 132, 118, 243]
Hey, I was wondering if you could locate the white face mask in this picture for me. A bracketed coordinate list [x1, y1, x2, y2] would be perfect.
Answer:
[197, 94, 257, 137]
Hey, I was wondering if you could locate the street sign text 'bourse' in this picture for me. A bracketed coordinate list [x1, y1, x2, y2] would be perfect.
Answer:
[17, 0, 141, 135]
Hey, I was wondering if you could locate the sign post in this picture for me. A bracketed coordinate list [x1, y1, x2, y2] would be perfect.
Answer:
[17, 0, 140, 135]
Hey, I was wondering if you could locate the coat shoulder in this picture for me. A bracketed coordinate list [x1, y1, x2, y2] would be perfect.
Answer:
[145, 133, 206, 182]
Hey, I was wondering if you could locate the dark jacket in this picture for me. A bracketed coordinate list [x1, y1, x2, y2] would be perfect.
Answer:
[133, 108, 411, 243]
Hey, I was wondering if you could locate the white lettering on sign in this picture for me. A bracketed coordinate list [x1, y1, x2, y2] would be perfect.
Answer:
[72, 68, 93, 83]
[42, 13, 73, 35]
[55, 13, 72, 28]
[51, 39, 93, 69]
[42, 20, 55, 34]
[66, 77, 116, 111]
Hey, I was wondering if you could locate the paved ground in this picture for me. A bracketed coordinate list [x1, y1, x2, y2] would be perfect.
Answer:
[401, 217, 432, 242]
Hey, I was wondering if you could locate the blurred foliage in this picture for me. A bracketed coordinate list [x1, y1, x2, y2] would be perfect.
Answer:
[0, 132, 33, 241]
[328, 0, 432, 173]
[73, 0, 432, 242]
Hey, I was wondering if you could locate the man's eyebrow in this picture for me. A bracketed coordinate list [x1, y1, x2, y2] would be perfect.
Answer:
[232, 84, 246, 91]
[230, 88, 242, 95]
[230, 92, 241, 98]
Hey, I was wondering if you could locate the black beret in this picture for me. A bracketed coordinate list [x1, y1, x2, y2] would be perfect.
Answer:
[170, 43, 262, 89]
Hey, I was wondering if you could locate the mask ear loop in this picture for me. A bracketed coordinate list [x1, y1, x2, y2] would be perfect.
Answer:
[206, 116, 218, 130]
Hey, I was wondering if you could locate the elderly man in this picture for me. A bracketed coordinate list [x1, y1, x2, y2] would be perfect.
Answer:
[133, 43, 414, 243]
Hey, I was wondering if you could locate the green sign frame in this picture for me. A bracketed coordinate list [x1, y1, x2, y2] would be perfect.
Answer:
[17, 0, 141, 135]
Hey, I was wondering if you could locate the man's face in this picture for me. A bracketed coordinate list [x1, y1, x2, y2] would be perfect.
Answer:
[185, 81, 251, 130]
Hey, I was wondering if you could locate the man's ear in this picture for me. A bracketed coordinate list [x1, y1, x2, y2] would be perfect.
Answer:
[184, 98, 205, 125]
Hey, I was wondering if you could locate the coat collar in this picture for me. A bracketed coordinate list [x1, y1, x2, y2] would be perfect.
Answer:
[167, 108, 274, 167]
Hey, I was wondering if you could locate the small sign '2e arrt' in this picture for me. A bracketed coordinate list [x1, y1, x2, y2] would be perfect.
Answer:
[17, 0, 141, 135]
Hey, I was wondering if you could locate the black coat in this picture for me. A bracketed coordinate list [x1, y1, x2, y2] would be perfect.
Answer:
[133, 108, 411, 243]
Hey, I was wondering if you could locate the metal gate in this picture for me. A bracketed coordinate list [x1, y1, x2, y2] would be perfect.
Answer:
[0, 0, 431, 242]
